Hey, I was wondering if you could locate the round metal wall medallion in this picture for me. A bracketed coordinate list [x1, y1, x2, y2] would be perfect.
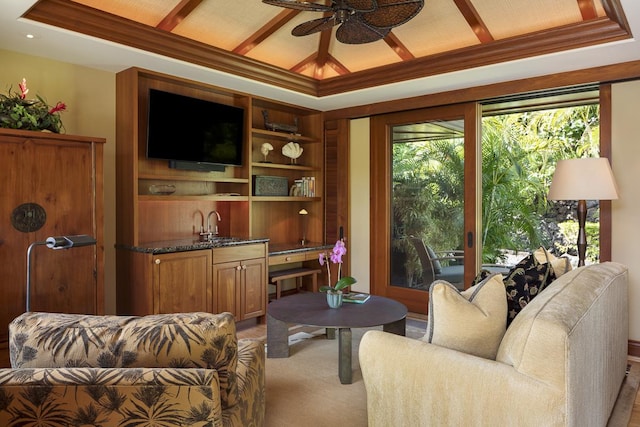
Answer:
[11, 203, 47, 233]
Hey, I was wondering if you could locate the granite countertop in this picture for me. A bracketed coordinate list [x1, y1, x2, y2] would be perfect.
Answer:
[117, 236, 269, 254]
[117, 238, 332, 256]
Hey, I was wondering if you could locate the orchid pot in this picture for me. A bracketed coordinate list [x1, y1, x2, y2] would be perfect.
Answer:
[326, 290, 344, 309]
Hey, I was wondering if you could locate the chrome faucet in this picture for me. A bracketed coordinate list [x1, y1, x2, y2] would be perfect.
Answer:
[195, 210, 205, 235]
[207, 210, 221, 237]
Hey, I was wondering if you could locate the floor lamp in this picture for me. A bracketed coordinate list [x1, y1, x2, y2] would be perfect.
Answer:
[548, 158, 619, 267]
[26, 234, 97, 312]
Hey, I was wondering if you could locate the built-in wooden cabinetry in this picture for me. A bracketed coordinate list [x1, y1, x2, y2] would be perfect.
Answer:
[151, 250, 212, 314]
[0, 128, 104, 367]
[115, 68, 324, 319]
[212, 244, 267, 319]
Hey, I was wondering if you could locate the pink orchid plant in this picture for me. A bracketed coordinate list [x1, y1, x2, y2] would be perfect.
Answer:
[319, 239, 356, 294]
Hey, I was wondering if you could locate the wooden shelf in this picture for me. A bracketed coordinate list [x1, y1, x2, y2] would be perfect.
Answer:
[251, 162, 316, 171]
[138, 173, 248, 184]
[251, 196, 321, 202]
[139, 195, 249, 202]
[251, 128, 317, 143]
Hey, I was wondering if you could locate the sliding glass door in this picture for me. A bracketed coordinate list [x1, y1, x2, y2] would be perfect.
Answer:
[370, 104, 480, 314]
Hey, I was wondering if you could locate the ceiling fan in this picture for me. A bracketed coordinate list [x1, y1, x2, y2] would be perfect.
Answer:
[262, 0, 424, 44]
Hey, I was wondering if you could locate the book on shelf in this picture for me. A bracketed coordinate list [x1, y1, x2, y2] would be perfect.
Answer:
[343, 292, 370, 304]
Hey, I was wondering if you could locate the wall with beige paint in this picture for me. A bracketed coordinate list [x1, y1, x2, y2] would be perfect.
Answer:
[0, 49, 117, 314]
[612, 80, 640, 341]
[349, 118, 371, 293]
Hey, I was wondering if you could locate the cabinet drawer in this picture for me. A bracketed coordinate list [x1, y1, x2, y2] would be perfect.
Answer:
[304, 250, 323, 262]
[213, 243, 266, 264]
[269, 252, 306, 265]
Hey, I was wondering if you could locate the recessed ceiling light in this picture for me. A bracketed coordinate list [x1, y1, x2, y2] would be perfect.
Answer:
[26, 34, 35, 39]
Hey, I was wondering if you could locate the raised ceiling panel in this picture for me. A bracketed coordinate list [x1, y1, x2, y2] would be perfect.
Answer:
[173, 1, 279, 50]
[244, 14, 324, 71]
[473, 0, 590, 39]
[46, 0, 630, 91]
[395, 0, 481, 57]
[330, 37, 402, 73]
[71, 0, 179, 27]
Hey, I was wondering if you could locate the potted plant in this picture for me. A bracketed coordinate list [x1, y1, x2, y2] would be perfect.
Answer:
[0, 78, 66, 133]
[319, 239, 356, 308]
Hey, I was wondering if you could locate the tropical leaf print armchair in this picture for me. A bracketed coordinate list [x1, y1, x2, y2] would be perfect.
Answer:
[0, 311, 265, 426]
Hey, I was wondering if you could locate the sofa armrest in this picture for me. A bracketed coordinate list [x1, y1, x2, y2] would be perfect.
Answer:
[359, 331, 564, 427]
[0, 367, 223, 426]
[223, 338, 265, 426]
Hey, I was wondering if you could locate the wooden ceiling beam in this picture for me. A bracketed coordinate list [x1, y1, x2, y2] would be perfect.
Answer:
[314, 29, 333, 79]
[291, 52, 319, 74]
[384, 32, 415, 61]
[577, 0, 598, 20]
[233, 9, 299, 55]
[326, 55, 350, 76]
[452, 0, 493, 43]
[156, 0, 203, 31]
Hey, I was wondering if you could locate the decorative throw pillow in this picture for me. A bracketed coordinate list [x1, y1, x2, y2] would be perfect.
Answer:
[533, 246, 573, 278]
[504, 253, 556, 326]
[424, 274, 507, 360]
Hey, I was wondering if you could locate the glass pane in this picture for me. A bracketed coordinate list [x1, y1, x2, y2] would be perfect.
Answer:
[480, 104, 600, 269]
[390, 119, 465, 290]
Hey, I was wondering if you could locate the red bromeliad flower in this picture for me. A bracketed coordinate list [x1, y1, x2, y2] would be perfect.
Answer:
[18, 78, 28, 99]
[49, 102, 66, 114]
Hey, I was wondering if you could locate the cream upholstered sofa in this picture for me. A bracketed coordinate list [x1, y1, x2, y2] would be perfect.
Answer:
[0, 311, 265, 426]
[360, 262, 628, 427]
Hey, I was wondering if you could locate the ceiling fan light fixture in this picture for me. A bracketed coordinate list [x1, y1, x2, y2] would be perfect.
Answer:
[264, 0, 423, 44]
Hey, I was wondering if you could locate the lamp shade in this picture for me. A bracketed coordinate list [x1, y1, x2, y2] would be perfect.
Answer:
[548, 158, 619, 201]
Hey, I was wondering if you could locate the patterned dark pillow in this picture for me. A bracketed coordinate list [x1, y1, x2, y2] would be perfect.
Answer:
[470, 269, 493, 287]
[504, 254, 556, 326]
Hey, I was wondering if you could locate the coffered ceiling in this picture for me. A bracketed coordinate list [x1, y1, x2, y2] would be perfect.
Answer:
[1, 0, 639, 110]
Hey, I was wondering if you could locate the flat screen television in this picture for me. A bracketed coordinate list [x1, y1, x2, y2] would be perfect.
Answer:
[146, 88, 245, 171]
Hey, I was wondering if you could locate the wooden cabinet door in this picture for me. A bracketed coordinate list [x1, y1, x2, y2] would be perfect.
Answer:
[241, 258, 266, 319]
[213, 261, 241, 317]
[152, 250, 212, 313]
[29, 137, 98, 315]
[0, 137, 28, 348]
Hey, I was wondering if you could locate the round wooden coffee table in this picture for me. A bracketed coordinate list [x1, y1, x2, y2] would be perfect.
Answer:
[267, 292, 407, 384]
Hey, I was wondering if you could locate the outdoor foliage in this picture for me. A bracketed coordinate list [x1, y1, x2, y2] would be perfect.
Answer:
[393, 104, 601, 286]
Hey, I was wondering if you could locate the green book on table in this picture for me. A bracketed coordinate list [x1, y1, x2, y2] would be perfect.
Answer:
[343, 292, 370, 304]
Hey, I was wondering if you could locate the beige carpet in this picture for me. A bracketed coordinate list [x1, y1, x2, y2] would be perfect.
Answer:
[264, 321, 426, 427]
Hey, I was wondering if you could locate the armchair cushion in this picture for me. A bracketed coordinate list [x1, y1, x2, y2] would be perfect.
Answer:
[0, 367, 223, 426]
[9, 311, 239, 408]
[424, 273, 507, 359]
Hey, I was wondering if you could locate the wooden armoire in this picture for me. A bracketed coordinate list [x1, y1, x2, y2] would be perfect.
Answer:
[0, 128, 104, 367]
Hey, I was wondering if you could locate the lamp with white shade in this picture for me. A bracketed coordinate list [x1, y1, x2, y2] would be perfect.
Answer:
[548, 157, 619, 267]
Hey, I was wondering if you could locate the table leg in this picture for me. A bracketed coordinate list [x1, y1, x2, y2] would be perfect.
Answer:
[338, 327, 352, 384]
[326, 327, 336, 339]
[383, 317, 406, 336]
[267, 314, 289, 358]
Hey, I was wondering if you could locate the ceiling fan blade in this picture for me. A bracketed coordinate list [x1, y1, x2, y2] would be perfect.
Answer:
[292, 16, 337, 36]
[335, 15, 389, 44]
[262, 0, 333, 13]
[364, 0, 423, 28]
[343, 0, 377, 13]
